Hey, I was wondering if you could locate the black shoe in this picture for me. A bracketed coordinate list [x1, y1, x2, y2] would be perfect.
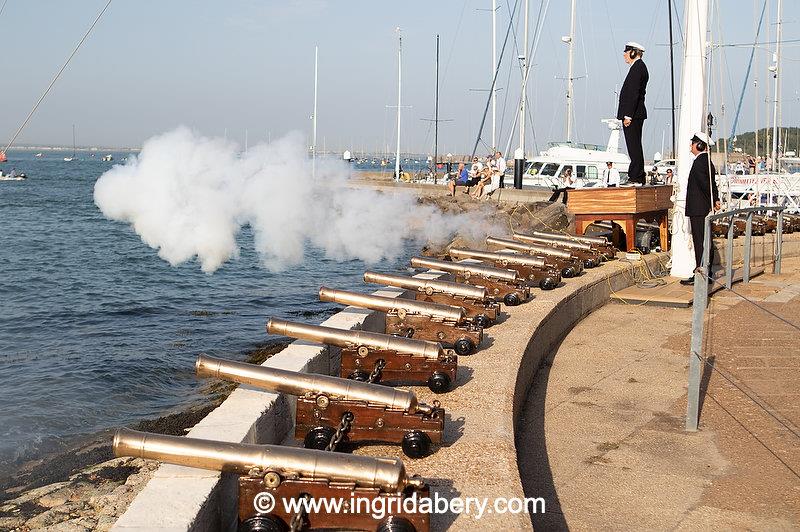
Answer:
[679, 278, 694, 286]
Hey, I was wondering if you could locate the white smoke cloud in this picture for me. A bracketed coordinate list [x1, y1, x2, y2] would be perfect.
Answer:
[94, 127, 497, 273]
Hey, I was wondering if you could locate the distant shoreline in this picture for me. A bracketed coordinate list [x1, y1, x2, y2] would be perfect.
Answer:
[5, 146, 141, 152]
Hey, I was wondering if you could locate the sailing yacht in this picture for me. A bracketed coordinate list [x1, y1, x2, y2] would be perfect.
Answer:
[63, 125, 77, 162]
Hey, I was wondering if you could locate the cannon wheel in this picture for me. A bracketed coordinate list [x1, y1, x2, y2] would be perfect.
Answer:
[473, 314, 491, 329]
[303, 426, 337, 451]
[539, 278, 557, 290]
[503, 292, 521, 306]
[453, 338, 475, 356]
[377, 516, 417, 532]
[239, 515, 288, 532]
[401, 430, 432, 459]
[348, 370, 371, 382]
[427, 371, 451, 394]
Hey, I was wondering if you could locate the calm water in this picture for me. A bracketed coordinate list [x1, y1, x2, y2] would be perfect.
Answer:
[0, 151, 416, 473]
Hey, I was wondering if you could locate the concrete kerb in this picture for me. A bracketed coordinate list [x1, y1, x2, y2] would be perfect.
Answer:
[113, 252, 666, 531]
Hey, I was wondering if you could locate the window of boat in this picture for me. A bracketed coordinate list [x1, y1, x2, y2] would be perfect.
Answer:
[576, 165, 586, 178]
[540, 163, 559, 176]
[528, 162, 544, 175]
[586, 166, 598, 179]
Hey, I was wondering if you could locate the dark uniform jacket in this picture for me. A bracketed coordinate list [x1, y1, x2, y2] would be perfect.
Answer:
[685, 152, 720, 216]
[616, 59, 649, 120]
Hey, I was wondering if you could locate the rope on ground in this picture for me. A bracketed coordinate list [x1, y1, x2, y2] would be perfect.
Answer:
[2, 0, 113, 155]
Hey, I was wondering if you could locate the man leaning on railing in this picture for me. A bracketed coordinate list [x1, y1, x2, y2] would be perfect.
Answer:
[680, 132, 722, 286]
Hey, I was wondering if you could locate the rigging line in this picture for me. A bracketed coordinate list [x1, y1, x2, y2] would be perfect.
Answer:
[2, 0, 113, 156]
[470, 0, 520, 158]
[0, 0, 9, 19]
[729, 0, 767, 144]
[602, 0, 623, 79]
[720, 38, 800, 47]
[438, 0, 469, 96]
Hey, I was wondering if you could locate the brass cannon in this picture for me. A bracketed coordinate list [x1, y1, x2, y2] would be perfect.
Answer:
[319, 286, 483, 356]
[486, 236, 585, 277]
[196, 355, 444, 458]
[409, 256, 531, 307]
[511, 232, 602, 268]
[267, 318, 457, 393]
[752, 214, 777, 233]
[711, 219, 740, 238]
[113, 428, 429, 532]
[733, 215, 767, 236]
[364, 271, 500, 329]
[527, 230, 618, 260]
[448, 248, 562, 290]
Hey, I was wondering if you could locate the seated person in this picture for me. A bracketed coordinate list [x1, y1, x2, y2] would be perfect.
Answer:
[549, 166, 575, 204]
[447, 162, 471, 196]
[469, 156, 484, 179]
[470, 166, 496, 199]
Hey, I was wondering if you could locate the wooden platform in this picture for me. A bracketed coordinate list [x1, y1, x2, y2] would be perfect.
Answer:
[610, 266, 765, 307]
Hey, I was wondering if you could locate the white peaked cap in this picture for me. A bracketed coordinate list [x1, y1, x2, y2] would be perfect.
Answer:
[691, 131, 714, 146]
[625, 41, 646, 52]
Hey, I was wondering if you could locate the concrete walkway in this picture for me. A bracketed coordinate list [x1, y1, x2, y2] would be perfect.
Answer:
[517, 258, 800, 531]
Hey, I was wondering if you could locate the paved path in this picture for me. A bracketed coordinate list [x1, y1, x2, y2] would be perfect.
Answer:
[517, 258, 800, 531]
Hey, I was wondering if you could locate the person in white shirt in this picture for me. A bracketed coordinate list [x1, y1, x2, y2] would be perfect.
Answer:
[603, 161, 621, 187]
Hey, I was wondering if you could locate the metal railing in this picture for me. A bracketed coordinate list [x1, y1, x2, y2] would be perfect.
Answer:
[686, 205, 787, 431]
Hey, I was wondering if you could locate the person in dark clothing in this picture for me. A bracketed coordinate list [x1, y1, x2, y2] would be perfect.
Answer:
[617, 42, 649, 185]
[680, 132, 721, 286]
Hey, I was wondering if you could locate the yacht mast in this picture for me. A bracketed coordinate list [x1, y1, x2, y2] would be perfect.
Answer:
[491, 0, 497, 150]
[312, 45, 318, 177]
[770, 0, 782, 172]
[395, 28, 403, 181]
[518, 0, 529, 156]
[565, 0, 576, 142]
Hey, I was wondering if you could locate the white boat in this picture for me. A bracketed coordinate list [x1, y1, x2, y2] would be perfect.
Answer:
[64, 124, 77, 162]
[519, 119, 631, 189]
[102, 154, 113, 161]
[0, 170, 27, 181]
[34, 153, 43, 158]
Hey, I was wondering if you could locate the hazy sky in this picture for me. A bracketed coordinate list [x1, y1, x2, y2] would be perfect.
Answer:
[1, 0, 796, 157]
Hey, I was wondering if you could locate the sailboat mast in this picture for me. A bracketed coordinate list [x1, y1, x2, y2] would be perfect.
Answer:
[770, 0, 782, 172]
[566, 0, 576, 143]
[667, 0, 676, 158]
[491, 0, 497, 150]
[434, 34, 440, 178]
[72, 124, 76, 157]
[395, 28, 403, 181]
[518, 0, 529, 155]
[312, 45, 318, 177]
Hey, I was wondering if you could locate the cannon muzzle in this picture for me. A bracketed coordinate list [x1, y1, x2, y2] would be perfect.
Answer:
[319, 286, 465, 323]
[113, 428, 422, 493]
[410, 256, 519, 283]
[267, 318, 444, 360]
[530, 230, 608, 246]
[364, 271, 488, 301]
[449, 248, 547, 268]
[486, 236, 574, 260]
[514, 232, 593, 251]
[196, 355, 432, 414]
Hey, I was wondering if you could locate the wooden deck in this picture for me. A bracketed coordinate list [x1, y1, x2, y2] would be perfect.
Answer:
[610, 266, 765, 307]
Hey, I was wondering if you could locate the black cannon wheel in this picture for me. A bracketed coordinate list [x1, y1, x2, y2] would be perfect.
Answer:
[303, 426, 337, 450]
[401, 431, 432, 459]
[377, 516, 417, 532]
[473, 314, 491, 329]
[539, 278, 558, 290]
[427, 371, 451, 394]
[453, 338, 475, 356]
[239, 515, 287, 532]
[503, 292, 521, 306]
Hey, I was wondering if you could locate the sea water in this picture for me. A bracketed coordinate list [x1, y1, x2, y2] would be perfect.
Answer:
[0, 151, 416, 474]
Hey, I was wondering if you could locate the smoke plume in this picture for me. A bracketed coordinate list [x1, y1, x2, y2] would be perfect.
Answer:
[94, 127, 497, 273]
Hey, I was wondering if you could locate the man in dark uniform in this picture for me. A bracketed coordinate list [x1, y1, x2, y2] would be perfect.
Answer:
[680, 132, 721, 285]
[617, 42, 649, 185]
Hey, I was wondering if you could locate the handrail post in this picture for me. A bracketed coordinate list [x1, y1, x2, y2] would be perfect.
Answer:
[743, 212, 753, 283]
[686, 215, 712, 432]
[775, 209, 783, 274]
[725, 213, 734, 289]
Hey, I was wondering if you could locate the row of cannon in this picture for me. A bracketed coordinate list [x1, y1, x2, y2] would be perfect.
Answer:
[711, 212, 800, 238]
[112, 229, 618, 532]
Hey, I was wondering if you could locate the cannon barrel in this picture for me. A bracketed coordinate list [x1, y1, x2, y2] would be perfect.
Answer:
[364, 271, 488, 301]
[513, 232, 593, 251]
[267, 318, 444, 360]
[319, 287, 465, 323]
[410, 256, 519, 283]
[486, 236, 574, 260]
[196, 355, 432, 414]
[449, 248, 547, 268]
[113, 428, 421, 493]
[530, 230, 608, 246]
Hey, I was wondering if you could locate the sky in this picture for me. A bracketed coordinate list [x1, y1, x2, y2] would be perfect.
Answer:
[0, 0, 797, 158]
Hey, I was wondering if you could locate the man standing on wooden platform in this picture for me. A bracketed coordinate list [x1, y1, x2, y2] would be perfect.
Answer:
[680, 132, 721, 286]
[617, 42, 649, 185]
